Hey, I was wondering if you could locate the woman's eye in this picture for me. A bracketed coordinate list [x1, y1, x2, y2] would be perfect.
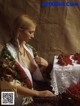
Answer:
[29, 31, 33, 34]
[29, 31, 35, 35]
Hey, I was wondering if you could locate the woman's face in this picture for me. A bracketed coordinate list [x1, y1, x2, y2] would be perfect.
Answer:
[18, 26, 36, 43]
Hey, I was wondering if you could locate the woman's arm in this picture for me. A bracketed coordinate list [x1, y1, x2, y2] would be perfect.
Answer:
[17, 85, 54, 97]
[9, 79, 54, 97]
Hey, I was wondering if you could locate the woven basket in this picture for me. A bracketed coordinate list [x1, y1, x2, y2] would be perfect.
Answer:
[33, 96, 59, 103]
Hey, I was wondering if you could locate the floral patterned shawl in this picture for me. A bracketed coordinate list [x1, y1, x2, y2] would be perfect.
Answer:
[0, 44, 33, 89]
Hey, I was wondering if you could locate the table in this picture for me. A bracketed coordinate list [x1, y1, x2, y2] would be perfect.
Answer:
[50, 56, 80, 95]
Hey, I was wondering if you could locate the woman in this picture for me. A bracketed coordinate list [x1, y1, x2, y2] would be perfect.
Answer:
[0, 15, 54, 106]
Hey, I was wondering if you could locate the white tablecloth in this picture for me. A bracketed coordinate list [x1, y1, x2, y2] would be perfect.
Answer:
[50, 56, 80, 95]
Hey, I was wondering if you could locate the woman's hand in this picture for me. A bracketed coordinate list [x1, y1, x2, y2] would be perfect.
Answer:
[29, 63, 37, 73]
[38, 90, 55, 97]
[34, 56, 48, 67]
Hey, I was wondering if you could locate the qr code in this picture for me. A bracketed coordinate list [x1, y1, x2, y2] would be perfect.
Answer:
[1, 92, 15, 105]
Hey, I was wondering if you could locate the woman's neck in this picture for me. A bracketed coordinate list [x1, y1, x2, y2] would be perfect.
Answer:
[17, 39, 25, 48]
[18, 41, 26, 56]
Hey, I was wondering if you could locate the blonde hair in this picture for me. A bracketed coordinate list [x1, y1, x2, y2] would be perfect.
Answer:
[14, 15, 36, 29]
[10, 14, 36, 47]
[13, 14, 36, 35]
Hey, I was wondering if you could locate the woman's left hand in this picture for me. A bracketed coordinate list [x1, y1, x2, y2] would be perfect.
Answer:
[34, 56, 48, 67]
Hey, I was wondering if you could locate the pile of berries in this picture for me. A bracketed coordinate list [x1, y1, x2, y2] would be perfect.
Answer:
[72, 53, 80, 64]
[67, 83, 80, 98]
[57, 54, 72, 66]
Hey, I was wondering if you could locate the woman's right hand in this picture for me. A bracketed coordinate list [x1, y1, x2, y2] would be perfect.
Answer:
[38, 90, 55, 97]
